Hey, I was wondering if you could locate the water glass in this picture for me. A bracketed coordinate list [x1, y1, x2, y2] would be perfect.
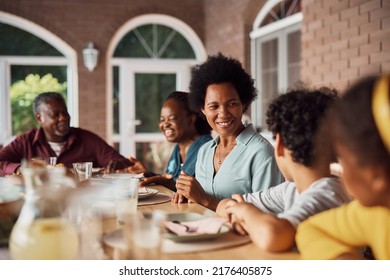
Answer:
[47, 157, 58, 166]
[114, 178, 139, 225]
[72, 162, 93, 183]
[124, 210, 166, 260]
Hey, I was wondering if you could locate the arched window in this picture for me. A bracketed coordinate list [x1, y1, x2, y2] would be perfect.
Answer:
[0, 12, 77, 145]
[251, 0, 302, 132]
[107, 14, 206, 173]
[113, 24, 196, 59]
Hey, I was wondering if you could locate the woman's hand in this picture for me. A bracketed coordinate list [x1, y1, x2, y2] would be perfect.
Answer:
[174, 171, 220, 210]
[171, 192, 188, 204]
[139, 174, 176, 191]
[175, 172, 207, 203]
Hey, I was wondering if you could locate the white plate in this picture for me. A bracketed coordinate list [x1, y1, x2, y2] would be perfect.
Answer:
[138, 188, 158, 200]
[92, 167, 105, 174]
[0, 183, 23, 204]
[86, 186, 158, 209]
[164, 213, 229, 243]
[102, 173, 144, 179]
[103, 228, 127, 250]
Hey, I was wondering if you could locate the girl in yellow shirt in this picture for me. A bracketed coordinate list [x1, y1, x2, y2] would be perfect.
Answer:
[296, 74, 390, 260]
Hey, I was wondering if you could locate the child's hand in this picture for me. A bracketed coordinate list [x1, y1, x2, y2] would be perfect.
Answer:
[225, 201, 254, 236]
[231, 193, 244, 203]
[216, 198, 236, 218]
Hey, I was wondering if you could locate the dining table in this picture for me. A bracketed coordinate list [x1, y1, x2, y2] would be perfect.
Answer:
[99, 184, 301, 260]
[0, 181, 300, 260]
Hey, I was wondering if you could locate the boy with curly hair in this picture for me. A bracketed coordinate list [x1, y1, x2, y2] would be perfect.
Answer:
[216, 86, 351, 252]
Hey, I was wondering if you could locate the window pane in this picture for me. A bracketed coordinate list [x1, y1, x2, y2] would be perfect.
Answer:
[10, 65, 67, 135]
[114, 26, 151, 58]
[10, 65, 67, 84]
[287, 31, 301, 86]
[113, 24, 195, 59]
[0, 23, 63, 56]
[113, 66, 120, 134]
[261, 39, 278, 129]
[136, 141, 175, 174]
[262, 39, 278, 69]
[135, 73, 176, 133]
[260, 0, 302, 27]
[157, 25, 195, 59]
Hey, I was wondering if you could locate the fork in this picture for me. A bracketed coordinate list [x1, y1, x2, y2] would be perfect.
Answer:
[172, 220, 197, 232]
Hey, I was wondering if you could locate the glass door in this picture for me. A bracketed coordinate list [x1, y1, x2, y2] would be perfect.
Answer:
[116, 60, 192, 173]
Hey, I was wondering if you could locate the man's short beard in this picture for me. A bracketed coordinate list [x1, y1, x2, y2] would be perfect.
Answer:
[55, 129, 70, 137]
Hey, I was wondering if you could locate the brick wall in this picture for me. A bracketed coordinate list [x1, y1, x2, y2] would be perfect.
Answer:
[301, 0, 390, 91]
[204, 0, 250, 66]
[204, 0, 267, 72]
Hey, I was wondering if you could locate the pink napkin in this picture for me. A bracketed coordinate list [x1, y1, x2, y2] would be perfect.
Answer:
[165, 217, 227, 236]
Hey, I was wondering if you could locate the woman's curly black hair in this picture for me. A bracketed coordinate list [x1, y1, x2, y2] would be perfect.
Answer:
[266, 86, 338, 167]
[189, 52, 257, 113]
[165, 91, 212, 135]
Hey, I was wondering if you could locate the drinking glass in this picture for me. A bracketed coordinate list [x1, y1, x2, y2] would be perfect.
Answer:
[72, 162, 93, 183]
[114, 178, 139, 225]
[46, 157, 57, 166]
[124, 210, 167, 260]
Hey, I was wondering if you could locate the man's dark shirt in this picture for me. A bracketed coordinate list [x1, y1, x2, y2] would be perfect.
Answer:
[0, 127, 130, 175]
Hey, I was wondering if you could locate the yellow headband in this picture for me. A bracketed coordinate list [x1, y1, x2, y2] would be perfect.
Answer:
[372, 75, 390, 153]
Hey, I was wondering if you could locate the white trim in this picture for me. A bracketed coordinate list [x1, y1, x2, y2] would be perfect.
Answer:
[134, 134, 166, 142]
[250, 38, 259, 129]
[106, 14, 206, 60]
[0, 11, 79, 143]
[0, 12, 75, 59]
[111, 58, 198, 65]
[250, 2, 302, 131]
[253, 0, 285, 29]
[0, 56, 68, 64]
[0, 60, 9, 144]
[250, 12, 302, 39]
[115, 60, 193, 156]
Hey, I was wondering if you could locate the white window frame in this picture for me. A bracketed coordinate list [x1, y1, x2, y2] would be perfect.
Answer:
[0, 11, 78, 145]
[111, 58, 197, 156]
[250, 0, 302, 137]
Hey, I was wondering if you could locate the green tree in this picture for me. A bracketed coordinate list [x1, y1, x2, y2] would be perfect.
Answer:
[10, 73, 67, 135]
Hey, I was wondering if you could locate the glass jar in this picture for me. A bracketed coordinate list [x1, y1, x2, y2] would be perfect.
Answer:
[9, 162, 79, 260]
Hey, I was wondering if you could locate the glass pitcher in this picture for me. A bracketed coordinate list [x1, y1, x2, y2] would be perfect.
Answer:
[9, 161, 79, 260]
